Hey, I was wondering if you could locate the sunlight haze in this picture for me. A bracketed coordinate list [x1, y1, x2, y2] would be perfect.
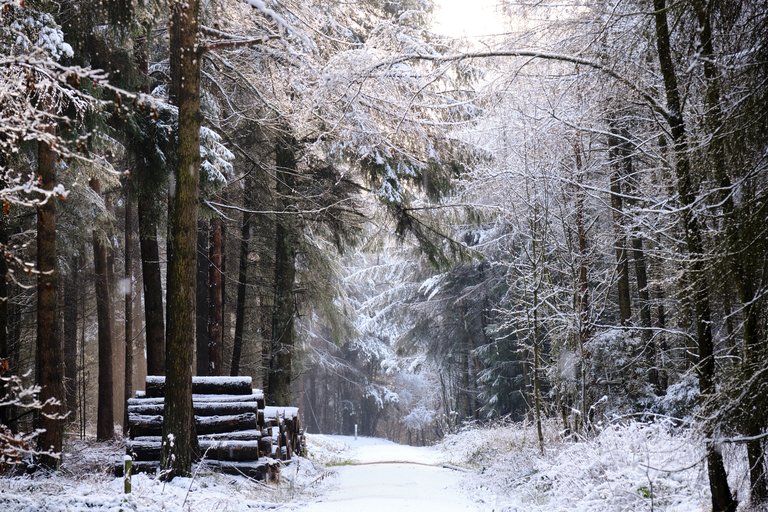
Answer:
[432, 0, 507, 38]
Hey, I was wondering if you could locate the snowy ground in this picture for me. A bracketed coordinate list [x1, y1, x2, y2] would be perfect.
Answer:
[290, 435, 480, 511]
[0, 420, 752, 511]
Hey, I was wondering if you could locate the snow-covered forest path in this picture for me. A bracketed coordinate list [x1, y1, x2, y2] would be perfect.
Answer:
[294, 436, 481, 511]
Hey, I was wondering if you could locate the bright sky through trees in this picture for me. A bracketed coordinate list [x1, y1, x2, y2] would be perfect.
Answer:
[432, 0, 506, 38]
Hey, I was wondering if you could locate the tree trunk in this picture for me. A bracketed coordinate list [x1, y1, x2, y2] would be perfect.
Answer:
[124, 190, 134, 435]
[0, 206, 9, 428]
[611, 126, 658, 391]
[196, 219, 209, 376]
[258, 174, 276, 393]
[652, 1, 736, 509]
[220, 222, 226, 365]
[208, 218, 224, 375]
[573, 142, 591, 430]
[457, 345, 469, 420]
[533, 285, 544, 454]
[607, 130, 632, 325]
[91, 177, 116, 441]
[5, 287, 20, 433]
[134, 19, 164, 378]
[230, 189, 251, 376]
[63, 255, 79, 422]
[138, 197, 165, 376]
[268, 137, 298, 406]
[261, 295, 272, 392]
[692, 0, 767, 503]
[79, 278, 87, 438]
[631, 233, 657, 388]
[36, 132, 65, 467]
[163, 0, 202, 477]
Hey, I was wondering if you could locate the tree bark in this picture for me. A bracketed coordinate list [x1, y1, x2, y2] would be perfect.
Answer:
[91, 177, 116, 441]
[230, 184, 252, 376]
[163, 0, 202, 477]
[134, 19, 165, 378]
[138, 197, 165, 376]
[63, 255, 79, 422]
[0, 205, 9, 429]
[196, 220, 209, 376]
[124, 190, 134, 435]
[652, 1, 736, 510]
[533, 284, 544, 453]
[268, 137, 298, 406]
[573, 142, 591, 430]
[457, 310, 470, 421]
[208, 218, 224, 375]
[36, 132, 65, 467]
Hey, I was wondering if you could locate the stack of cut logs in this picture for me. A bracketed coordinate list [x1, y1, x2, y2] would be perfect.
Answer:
[121, 376, 304, 480]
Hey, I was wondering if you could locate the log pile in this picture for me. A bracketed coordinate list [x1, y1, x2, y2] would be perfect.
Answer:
[264, 406, 304, 460]
[121, 376, 305, 480]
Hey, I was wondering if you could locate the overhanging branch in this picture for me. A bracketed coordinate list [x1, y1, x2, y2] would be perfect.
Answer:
[390, 50, 670, 121]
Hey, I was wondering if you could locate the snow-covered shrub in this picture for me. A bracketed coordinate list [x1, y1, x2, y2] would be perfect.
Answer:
[653, 372, 698, 422]
[585, 328, 657, 418]
[447, 419, 725, 512]
[0, 373, 61, 473]
[199, 126, 235, 192]
[440, 417, 560, 470]
[401, 405, 435, 432]
[2, 6, 73, 60]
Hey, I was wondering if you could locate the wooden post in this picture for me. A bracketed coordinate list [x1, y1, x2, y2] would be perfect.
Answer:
[124, 455, 132, 493]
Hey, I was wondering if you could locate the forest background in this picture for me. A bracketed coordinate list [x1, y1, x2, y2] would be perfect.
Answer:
[0, 0, 766, 510]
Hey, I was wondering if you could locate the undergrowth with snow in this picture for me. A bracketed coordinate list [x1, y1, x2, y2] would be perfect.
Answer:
[0, 421, 756, 511]
[0, 439, 328, 512]
[439, 418, 751, 512]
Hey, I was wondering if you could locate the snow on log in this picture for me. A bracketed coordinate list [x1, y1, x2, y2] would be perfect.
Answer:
[124, 377, 304, 467]
[144, 376, 253, 397]
[127, 439, 263, 462]
[259, 435, 273, 457]
[127, 413, 163, 438]
[201, 459, 280, 481]
[132, 430, 263, 442]
[199, 429, 262, 441]
[128, 412, 258, 438]
[128, 394, 260, 405]
[264, 406, 299, 420]
[114, 459, 279, 481]
[195, 413, 259, 435]
[128, 401, 260, 417]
